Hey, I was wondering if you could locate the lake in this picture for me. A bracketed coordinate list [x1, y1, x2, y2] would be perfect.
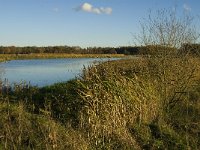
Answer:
[0, 58, 117, 87]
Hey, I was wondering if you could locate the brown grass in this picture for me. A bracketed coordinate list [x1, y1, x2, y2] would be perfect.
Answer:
[0, 53, 124, 61]
[0, 55, 199, 149]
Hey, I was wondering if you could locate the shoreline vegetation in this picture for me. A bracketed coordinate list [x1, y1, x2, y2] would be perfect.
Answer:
[0, 46, 199, 149]
[0, 43, 199, 62]
[0, 53, 125, 62]
[0, 45, 140, 62]
[0, 57, 200, 149]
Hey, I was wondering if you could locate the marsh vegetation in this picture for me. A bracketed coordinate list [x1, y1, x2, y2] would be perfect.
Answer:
[0, 56, 199, 149]
[0, 9, 200, 149]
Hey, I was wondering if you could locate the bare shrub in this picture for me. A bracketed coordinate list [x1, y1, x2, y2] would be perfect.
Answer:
[135, 9, 200, 115]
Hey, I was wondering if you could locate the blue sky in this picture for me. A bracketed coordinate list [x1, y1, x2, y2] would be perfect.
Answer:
[0, 0, 199, 48]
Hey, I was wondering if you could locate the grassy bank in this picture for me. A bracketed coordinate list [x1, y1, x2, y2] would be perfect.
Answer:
[0, 53, 124, 62]
[0, 56, 200, 149]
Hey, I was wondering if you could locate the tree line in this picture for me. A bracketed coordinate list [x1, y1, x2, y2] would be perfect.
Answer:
[0, 44, 199, 56]
[0, 46, 140, 55]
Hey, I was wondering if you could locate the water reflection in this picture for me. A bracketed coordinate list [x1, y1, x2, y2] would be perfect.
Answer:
[0, 58, 116, 87]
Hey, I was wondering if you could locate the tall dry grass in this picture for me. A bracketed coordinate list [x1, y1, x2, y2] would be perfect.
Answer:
[0, 56, 199, 149]
[77, 60, 161, 149]
[0, 53, 124, 62]
[0, 100, 89, 150]
[76, 55, 200, 149]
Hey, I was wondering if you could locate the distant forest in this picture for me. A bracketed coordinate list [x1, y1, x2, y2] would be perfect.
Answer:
[0, 44, 199, 56]
[0, 46, 140, 55]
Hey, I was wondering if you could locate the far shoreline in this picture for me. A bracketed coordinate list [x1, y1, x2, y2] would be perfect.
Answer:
[0, 53, 125, 62]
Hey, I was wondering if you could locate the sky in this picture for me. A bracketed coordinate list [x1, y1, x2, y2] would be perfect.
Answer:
[0, 0, 199, 48]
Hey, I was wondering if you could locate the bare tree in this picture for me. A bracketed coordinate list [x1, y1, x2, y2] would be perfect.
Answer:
[134, 8, 200, 115]
[136, 9, 199, 49]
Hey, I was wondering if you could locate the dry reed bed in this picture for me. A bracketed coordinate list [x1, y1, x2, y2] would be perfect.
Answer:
[0, 57, 199, 149]
[0, 53, 124, 62]
[77, 61, 160, 149]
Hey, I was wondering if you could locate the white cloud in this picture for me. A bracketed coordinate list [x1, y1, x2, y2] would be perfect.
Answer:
[183, 4, 191, 12]
[76, 2, 112, 15]
[81, 3, 92, 12]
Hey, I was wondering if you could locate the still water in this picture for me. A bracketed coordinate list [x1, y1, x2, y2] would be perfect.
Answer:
[0, 58, 116, 87]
